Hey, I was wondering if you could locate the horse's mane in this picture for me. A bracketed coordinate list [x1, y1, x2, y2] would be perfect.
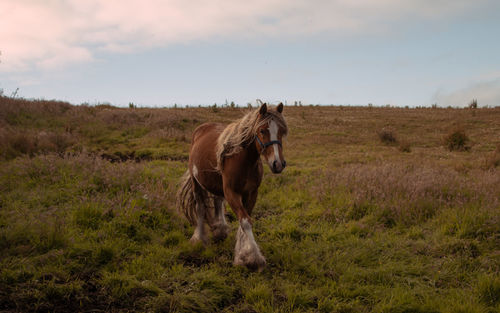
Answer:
[216, 106, 288, 171]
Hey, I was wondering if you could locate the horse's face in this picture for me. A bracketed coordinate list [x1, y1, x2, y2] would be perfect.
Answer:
[256, 103, 287, 174]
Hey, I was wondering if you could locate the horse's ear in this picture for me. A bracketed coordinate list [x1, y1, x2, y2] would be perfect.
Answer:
[259, 102, 267, 115]
[277, 102, 283, 113]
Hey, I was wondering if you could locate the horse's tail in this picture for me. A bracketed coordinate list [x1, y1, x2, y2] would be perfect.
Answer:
[177, 170, 197, 225]
[177, 169, 217, 227]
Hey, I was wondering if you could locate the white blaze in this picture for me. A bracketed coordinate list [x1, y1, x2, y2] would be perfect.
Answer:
[268, 120, 281, 163]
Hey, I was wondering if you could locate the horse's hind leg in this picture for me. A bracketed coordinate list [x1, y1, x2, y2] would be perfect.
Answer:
[210, 196, 229, 242]
[190, 179, 209, 244]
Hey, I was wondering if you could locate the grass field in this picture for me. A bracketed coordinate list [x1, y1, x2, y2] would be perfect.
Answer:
[1, 96, 499, 312]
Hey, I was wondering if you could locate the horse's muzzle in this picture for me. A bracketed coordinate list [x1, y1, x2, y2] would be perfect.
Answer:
[272, 160, 286, 173]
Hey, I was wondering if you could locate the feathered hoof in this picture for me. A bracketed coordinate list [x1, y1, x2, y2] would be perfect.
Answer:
[189, 234, 208, 246]
[211, 223, 229, 242]
[234, 250, 266, 272]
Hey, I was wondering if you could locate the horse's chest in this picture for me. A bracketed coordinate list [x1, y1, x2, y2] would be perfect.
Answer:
[243, 177, 259, 191]
[242, 168, 262, 191]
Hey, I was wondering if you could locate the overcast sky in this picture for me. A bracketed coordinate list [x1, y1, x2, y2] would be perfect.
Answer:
[1, 0, 500, 107]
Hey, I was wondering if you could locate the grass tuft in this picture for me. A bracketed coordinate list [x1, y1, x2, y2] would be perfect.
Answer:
[477, 275, 500, 306]
[73, 204, 104, 230]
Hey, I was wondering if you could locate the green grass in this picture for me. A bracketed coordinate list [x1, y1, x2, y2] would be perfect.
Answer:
[0, 96, 499, 312]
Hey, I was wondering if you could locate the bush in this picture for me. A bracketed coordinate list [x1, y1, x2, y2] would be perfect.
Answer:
[378, 127, 398, 145]
[444, 127, 470, 151]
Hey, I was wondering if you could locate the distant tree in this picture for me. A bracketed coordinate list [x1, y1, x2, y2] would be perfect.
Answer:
[469, 99, 478, 109]
[11, 88, 19, 98]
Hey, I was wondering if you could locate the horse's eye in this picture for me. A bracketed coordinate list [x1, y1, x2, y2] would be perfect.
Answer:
[260, 129, 266, 134]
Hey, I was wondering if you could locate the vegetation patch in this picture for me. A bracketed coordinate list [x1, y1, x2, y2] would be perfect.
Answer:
[1, 97, 499, 312]
[444, 126, 470, 151]
[377, 127, 398, 145]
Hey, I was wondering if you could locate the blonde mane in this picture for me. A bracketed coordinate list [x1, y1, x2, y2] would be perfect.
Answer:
[216, 106, 288, 171]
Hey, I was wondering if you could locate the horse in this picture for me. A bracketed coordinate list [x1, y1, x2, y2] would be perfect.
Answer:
[177, 101, 288, 271]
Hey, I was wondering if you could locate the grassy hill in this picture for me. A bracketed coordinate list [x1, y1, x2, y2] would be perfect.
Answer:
[1, 96, 499, 312]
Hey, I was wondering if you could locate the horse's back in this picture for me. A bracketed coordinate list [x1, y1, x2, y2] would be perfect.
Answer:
[192, 122, 225, 144]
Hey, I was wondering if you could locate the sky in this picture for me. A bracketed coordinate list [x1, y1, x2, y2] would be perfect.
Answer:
[1, 0, 500, 107]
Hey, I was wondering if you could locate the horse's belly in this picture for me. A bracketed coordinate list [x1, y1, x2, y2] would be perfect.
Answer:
[197, 171, 224, 197]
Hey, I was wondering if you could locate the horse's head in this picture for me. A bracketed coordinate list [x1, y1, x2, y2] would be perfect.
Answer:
[255, 102, 287, 174]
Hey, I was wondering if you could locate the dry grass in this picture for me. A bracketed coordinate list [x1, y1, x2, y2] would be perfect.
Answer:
[314, 163, 499, 227]
[486, 144, 500, 168]
[398, 140, 411, 152]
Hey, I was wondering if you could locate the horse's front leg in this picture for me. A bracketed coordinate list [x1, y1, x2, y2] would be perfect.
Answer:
[224, 187, 266, 271]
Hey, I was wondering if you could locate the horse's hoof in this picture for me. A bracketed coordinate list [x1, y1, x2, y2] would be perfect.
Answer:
[234, 254, 266, 272]
[212, 224, 229, 242]
[189, 234, 207, 245]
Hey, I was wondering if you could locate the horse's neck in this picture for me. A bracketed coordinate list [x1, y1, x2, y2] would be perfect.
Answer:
[233, 138, 261, 172]
[244, 139, 261, 166]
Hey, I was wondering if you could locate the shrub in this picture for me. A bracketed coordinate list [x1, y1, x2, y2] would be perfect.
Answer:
[378, 127, 398, 145]
[444, 127, 470, 151]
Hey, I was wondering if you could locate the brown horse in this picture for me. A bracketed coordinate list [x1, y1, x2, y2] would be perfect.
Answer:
[177, 102, 288, 271]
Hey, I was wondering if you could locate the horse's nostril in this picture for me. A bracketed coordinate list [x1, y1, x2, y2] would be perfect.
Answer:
[282, 160, 287, 168]
[272, 160, 278, 171]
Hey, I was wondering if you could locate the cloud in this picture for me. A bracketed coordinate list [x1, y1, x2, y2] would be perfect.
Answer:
[434, 76, 500, 107]
[0, 0, 494, 72]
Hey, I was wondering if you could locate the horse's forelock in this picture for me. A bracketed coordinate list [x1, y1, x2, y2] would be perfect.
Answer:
[260, 109, 288, 137]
